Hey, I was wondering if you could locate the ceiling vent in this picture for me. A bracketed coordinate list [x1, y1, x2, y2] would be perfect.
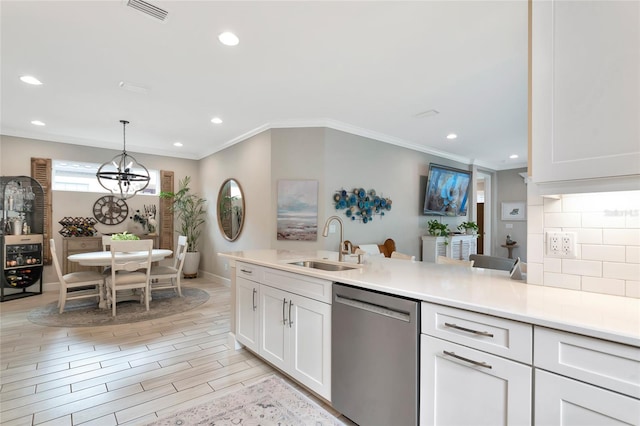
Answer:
[126, 0, 168, 22]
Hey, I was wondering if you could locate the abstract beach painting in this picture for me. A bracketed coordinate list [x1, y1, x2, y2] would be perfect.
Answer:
[277, 180, 318, 241]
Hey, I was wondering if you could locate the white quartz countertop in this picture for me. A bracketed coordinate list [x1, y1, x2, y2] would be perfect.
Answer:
[219, 249, 640, 347]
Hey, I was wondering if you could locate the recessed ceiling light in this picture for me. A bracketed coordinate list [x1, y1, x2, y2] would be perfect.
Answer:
[446, 133, 457, 140]
[211, 117, 223, 124]
[218, 32, 239, 46]
[119, 81, 149, 94]
[20, 75, 42, 85]
[415, 109, 440, 118]
[31, 120, 45, 126]
[173, 142, 183, 147]
[509, 154, 519, 159]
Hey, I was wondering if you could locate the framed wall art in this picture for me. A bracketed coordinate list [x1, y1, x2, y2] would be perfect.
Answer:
[277, 180, 318, 241]
[501, 201, 526, 221]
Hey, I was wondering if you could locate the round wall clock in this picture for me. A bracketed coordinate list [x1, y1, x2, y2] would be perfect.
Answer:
[93, 195, 129, 225]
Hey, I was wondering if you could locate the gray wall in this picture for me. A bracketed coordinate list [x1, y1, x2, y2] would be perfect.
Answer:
[204, 127, 482, 282]
[495, 167, 528, 260]
[1, 130, 528, 287]
[198, 131, 273, 276]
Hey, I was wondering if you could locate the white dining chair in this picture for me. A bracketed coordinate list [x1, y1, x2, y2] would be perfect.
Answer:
[391, 251, 416, 261]
[50, 238, 104, 314]
[437, 256, 474, 267]
[101, 235, 113, 251]
[105, 239, 153, 317]
[150, 235, 187, 297]
[101, 235, 114, 276]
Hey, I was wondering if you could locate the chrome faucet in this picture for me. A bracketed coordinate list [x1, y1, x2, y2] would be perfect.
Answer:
[322, 215, 351, 262]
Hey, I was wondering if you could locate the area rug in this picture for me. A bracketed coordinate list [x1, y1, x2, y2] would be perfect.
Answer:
[147, 375, 344, 426]
[27, 287, 209, 327]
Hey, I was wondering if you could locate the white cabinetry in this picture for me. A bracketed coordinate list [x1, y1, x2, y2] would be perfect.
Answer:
[422, 235, 477, 262]
[235, 262, 332, 400]
[534, 327, 640, 425]
[420, 302, 532, 425]
[532, 0, 640, 193]
[235, 264, 262, 351]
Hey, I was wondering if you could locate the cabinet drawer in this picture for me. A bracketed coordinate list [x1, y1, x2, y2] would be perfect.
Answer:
[236, 262, 264, 283]
[65, 238, 101, 251]
[422, 302, 532, 364]
[534, 327, 640, 399]
[262, 267, 332, 304]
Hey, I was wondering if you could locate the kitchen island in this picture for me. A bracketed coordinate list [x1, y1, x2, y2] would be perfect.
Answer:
[219, 249, 640, 425]
[220, 249, 639, 346]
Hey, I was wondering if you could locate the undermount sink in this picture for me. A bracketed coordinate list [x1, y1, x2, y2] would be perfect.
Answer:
[287, 260, 359, 272]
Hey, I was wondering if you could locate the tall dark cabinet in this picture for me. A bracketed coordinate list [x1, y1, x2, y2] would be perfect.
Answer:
[1, 176, 45, 301]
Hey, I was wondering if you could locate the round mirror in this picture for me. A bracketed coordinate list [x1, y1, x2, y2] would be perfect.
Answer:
[217, 178, 245, 241]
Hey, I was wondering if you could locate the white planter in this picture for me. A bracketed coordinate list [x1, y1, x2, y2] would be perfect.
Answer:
[183, 251, 201, 278]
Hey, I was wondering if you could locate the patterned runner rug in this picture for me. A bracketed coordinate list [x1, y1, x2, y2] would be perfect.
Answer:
[146, 375, 344, 426]
[27, 287, 209, 327]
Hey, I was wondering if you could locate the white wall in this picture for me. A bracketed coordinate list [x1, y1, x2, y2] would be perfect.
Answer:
[527, 188, 640, 298]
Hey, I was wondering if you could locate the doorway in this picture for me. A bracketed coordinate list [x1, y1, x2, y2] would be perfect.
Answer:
[476, 172, 492, 255]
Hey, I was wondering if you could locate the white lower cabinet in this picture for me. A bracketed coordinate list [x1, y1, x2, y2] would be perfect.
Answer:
[534, 327, 640, 426]
[535, 369, 640, 426]
[235, 262, 332, 401]
[420, 302, 532, 425]
[260, 284, 331, 399]
[235, 276, 260, 352]
[421, 336, 531, 426]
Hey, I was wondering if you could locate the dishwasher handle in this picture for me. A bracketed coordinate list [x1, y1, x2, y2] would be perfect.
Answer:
[334, 294, 411, 322]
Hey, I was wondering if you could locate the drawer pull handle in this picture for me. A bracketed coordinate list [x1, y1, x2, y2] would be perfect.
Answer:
[444, 322, 494, 338]
[288, 300, 293, 328]
[240, 269, 252, 274]
[443, 350, 492, 369]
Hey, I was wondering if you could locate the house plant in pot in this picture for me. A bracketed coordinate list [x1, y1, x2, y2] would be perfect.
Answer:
[457, 221, 479, 235]
[427, 219, 450, 244]
[160, 176, 206, 278]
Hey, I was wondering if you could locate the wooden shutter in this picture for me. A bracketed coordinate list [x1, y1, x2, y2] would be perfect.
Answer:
[31, 158, 52, 265]
[159, 170, 174, 253]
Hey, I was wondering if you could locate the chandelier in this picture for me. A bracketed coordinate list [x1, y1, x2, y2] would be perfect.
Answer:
[96, 120, 150, 200]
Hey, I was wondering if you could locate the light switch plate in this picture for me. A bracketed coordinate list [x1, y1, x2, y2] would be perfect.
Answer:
[546, 232, 577, 258]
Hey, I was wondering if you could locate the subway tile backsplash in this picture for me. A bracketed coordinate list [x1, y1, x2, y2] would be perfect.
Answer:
[528, 190, 640, 298]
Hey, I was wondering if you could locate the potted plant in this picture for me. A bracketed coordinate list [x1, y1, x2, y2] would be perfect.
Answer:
[160, 176, 206, 278]
[427, 220, 450, 237]
[457, 221, 479, 235]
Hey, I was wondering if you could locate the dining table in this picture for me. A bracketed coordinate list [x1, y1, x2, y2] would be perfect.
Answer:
[67, 249, 173, 308]
[67, 249, 173, 266]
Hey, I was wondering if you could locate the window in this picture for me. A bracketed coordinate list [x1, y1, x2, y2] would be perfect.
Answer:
[52, 160, 159, 195]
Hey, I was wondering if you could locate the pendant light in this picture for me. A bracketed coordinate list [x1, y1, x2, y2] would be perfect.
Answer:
[96, 120, 150, 200]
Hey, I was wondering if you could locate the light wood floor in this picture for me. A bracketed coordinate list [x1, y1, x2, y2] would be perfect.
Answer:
[0, 278, 346, 425]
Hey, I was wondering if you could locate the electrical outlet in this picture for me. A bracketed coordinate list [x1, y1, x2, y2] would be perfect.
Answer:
[546, 232, 577, 258]
[329, 224, 337, 234]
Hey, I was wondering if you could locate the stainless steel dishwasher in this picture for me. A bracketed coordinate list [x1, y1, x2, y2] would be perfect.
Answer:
[332, 283, 420, 426]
